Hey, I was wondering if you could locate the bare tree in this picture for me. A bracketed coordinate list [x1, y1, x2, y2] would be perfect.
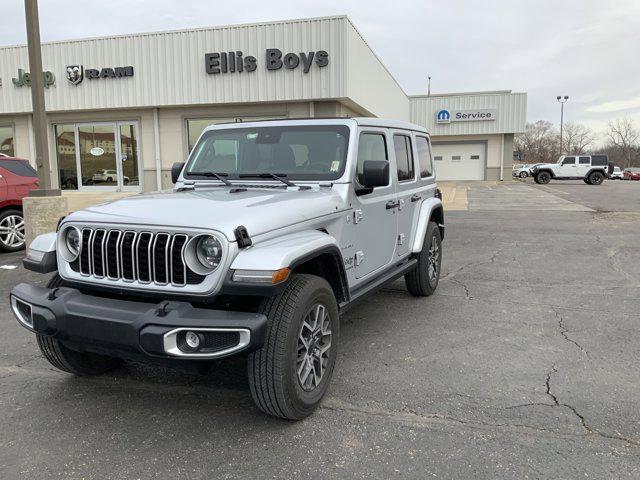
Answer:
[606, 118, 640, 168]
[562, 122, 595, 154]
[514, 120, 558, 164]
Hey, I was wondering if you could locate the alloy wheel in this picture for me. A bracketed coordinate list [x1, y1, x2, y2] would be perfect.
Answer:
[428, 234, 440, 282]
[0, 214, 25, 249]
[297, 303, 332, 392]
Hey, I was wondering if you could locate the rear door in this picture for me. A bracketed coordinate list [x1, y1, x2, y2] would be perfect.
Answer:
[392, 131, 420, 257]
[576, 156, 591, 177]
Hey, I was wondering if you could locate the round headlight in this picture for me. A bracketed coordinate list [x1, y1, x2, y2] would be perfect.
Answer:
[66, 227, 81, 257]
[196, 235, 222, 270]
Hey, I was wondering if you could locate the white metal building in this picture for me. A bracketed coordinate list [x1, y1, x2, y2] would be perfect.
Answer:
[0, 15, 526, 191]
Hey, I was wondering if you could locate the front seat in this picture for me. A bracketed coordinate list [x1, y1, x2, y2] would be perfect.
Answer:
[271, 144, 296, 172]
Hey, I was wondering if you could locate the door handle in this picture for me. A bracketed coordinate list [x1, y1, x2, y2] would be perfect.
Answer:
[410, 193, 421, 202]
[385, 200, 399, 210]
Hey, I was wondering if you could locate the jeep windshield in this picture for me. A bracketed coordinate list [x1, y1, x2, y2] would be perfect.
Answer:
[184, 125, 350, 182]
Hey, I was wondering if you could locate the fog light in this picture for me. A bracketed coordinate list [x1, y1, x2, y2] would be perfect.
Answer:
[185, 331, 200, 349]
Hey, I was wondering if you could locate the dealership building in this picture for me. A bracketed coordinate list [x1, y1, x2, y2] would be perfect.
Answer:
[0, 15, 526, 193]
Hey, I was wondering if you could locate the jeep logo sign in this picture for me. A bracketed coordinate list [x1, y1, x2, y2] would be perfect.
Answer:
[436, 108, 497, 123]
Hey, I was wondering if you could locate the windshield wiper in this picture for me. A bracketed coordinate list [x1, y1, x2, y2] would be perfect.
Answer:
[188, 171, 232, 186]
[239, 173, 296, 187]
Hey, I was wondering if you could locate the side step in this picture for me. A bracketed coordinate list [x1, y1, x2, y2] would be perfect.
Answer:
[340, 258, 418, 313]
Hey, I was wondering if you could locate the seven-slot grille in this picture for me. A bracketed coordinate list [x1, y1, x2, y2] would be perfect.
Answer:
[71, 228, 205, 286]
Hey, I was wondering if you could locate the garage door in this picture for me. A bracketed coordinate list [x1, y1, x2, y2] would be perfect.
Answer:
[432, 143, 485, 181]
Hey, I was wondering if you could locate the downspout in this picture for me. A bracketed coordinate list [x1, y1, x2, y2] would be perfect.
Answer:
[153, 108, 162, 191]
[499, 134, 505, 181]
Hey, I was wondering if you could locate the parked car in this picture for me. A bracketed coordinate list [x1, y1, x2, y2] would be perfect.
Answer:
[92, 169, 129, 184]
[512, 164, 530, 178]
[0, 157, 39, 252]
[531, 154, 611, 185]
[0, 153, 10, 158]
[623, 168, 640, 180]
[11, 118, 445, 420]
[609, 166, 623, 180]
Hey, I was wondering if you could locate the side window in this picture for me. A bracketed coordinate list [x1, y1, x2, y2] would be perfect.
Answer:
[357, 133, 388, 185]
[393, 134, 415, 182]
[579, 156, 590, 164]
[434, 155, 443, 161]
[415, 136, 433, 178]
[561, 156, 576, 165]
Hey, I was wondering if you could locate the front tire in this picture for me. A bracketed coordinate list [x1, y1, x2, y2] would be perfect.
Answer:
[535, 171, 551, 184]
[248, 274, 339, 420]
[405, 221, 442, 297]
[0, 209, 26, 252]
[36, 274, 121, 376]
[584, 178, 592, 184]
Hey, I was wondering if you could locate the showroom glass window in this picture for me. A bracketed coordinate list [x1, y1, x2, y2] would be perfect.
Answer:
[415, 135, 433, 178]
[393, 134, 414, 182]
[0, 125, 15, 157]
[356, 133, 388, 185]
[55, 124, 78, 190]
[186, 125, 350, 181]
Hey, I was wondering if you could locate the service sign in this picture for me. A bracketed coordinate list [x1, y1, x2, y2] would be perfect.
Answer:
[436, 108, 497, 124]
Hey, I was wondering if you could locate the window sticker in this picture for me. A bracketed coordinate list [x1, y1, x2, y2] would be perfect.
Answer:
[330, 160, 340, 172]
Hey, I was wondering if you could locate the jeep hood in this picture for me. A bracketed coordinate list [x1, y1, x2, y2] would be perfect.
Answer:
[65, 187, 346, 241]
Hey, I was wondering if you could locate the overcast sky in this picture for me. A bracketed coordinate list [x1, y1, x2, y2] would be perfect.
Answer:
[1, 0, 638, 144]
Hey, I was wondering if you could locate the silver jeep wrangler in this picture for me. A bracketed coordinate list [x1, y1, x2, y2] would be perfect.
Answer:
[11, 118, 444, 419]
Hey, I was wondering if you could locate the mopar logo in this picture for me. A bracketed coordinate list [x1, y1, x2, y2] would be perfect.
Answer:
[436, 109, 451, 123]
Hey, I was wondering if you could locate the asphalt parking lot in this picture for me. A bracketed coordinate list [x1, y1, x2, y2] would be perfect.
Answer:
[1, 181, 640, 479]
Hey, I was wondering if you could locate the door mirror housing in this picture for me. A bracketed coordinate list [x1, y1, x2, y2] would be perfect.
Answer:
[360, 160, 389, 188]
[171, 162, 185, 184]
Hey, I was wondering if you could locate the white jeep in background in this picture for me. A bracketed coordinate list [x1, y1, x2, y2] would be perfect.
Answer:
[10, 118, 444, 420]
[531, 154, 611, 185]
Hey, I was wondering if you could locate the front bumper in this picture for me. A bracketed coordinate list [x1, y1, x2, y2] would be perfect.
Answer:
[9, 283, 267, 361]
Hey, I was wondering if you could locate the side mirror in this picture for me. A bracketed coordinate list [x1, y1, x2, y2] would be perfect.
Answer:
[361, 160, 389, 188]
[171, 162, 185, 184]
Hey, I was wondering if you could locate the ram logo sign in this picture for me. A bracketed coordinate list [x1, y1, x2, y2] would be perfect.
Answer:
[436, 109, 451, 123]
[435, 108, 498, 124]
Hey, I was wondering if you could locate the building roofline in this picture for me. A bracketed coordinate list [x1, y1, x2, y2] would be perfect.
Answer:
[0, 15, 350, 50]
[410, 90, 527, 98]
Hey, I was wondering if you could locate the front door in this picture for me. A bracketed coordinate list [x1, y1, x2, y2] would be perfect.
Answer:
[557, 156, 577, 178]
[75, 122, 140, 191]
[352, 129, 398, 279]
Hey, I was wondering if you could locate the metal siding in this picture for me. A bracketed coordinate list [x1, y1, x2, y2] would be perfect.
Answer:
[0, 17, 349, 114]
[410, 92, 527, 134]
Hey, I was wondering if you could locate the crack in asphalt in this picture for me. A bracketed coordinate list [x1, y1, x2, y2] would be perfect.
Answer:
[545, 364, 640, 448]
[451, 278, 471, 299]
[552, 308, 591, 360]
[440, 246, 504, 281]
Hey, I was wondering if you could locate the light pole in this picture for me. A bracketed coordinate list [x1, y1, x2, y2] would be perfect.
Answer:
[556, 95, 569, 155]
[25, 0, 59, 196]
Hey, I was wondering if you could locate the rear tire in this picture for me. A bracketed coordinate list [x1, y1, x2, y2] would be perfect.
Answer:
[534, 171, 551, 184]
[588, 171, 604, 185]
[584, 178, 592, 184]
[36, 274, 121, 376]
[519, 171, 528, 178]
[248, 274, 339, 420]
[405, 221, 442, 297]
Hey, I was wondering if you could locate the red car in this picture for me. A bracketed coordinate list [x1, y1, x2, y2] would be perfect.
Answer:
[623, 168, 640, 180]
[0, 157, 39, 252]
